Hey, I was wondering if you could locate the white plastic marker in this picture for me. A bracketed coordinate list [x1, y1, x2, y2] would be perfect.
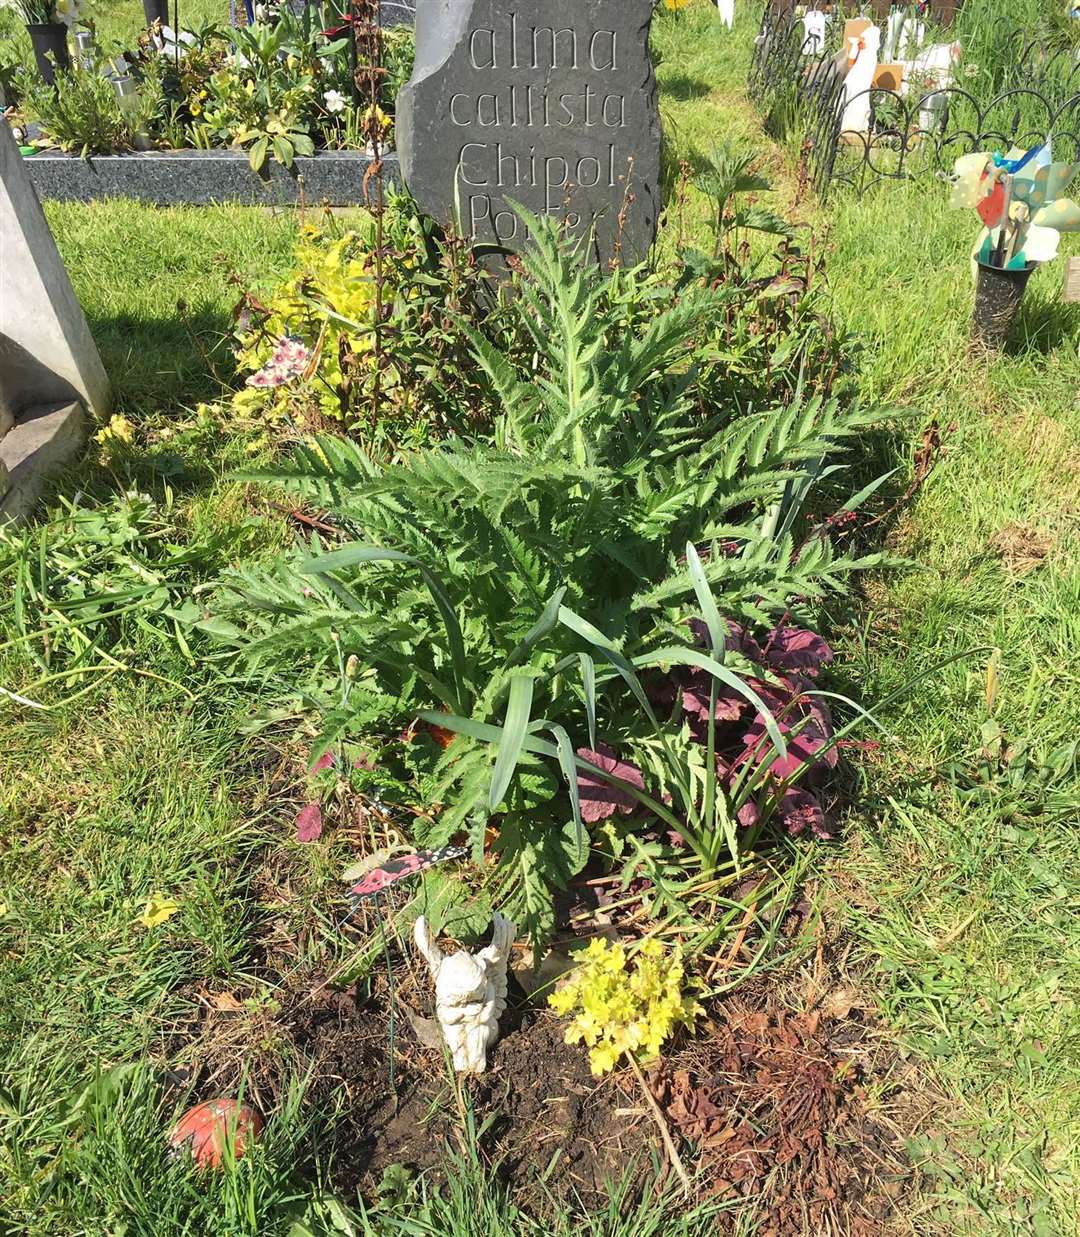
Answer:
[840, 24, 881, 134]
[802, 9, 827, 55]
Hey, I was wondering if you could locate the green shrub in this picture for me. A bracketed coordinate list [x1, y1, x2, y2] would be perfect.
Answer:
[229, 192, 501, 448]
[197, 211, 892, 943]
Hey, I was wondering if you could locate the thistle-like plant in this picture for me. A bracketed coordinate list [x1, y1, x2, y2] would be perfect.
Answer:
[200, 209, 894, 942]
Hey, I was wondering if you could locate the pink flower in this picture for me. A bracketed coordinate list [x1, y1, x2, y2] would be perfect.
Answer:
[295, 802, 323, 842]
[246, 335, 311, 389]
[309, 752, 335, 773]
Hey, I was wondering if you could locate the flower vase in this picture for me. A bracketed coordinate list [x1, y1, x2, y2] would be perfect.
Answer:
[971, 260, 1036, 350]
[25, 22, 70, 85]
[142, 0, 169, 25]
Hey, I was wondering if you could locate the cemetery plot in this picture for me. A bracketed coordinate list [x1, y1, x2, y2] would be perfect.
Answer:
[3, 4, 412, 205]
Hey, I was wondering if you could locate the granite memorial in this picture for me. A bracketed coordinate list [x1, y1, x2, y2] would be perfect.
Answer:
[1, 120, 106, 520]
[398, 0, 661, 265]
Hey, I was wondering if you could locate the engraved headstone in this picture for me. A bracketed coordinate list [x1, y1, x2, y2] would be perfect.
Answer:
[397, 0, 661, 266]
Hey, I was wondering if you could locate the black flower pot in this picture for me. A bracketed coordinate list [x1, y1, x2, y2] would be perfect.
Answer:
[26, 22, 70, 85]
[142, 0, 169, 25]
[972, 259, 1037, 350]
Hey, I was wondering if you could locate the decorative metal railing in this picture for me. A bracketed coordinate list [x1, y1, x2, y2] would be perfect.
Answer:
[749, 6, 1080, 198]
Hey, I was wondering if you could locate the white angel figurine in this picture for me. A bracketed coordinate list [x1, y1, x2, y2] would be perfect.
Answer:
[413, 912, 515, 1074]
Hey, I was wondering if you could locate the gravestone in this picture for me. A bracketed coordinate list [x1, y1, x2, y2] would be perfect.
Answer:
[397, 0, 661, 266]
[380, 0, 416, 26]
[1, 120, 107, 520]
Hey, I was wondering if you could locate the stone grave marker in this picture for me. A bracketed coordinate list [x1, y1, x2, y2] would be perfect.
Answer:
[397, 0, 661, 266]
[1064, 256, 1080, 304]
[1, 119, 108, 520]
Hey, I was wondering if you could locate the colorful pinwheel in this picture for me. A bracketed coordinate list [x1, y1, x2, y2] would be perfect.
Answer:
[951, 145, 1080, 274]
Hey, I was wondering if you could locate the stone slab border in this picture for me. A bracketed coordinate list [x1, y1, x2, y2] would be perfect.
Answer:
[0, 402, 85, 524]
[23, 148, 402, 207]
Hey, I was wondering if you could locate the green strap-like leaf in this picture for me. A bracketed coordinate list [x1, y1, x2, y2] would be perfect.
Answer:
[578, 652, 597, 752]
[488, 675, 535, 810]
[558, 606, 658, 729]
[503, 586, 567, 670]
[685, 541, 725, 657]
[548, 722, 584, 849]
[300, 544, 468, 714]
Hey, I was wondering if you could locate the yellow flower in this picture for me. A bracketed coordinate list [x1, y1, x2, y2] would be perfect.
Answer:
[138, 892, 180, 928]
[665, 0, 691, 8]
[94, 414, 135, 446]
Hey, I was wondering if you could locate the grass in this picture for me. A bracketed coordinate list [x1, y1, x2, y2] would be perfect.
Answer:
[44, 199, 299, 416]
[679, 0, 1080, 1226]
[3, 0, 1080, 1232]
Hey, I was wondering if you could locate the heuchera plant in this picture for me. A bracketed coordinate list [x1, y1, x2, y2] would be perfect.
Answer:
[578, 618, 838, 841]
[548, 937, 702, 1076]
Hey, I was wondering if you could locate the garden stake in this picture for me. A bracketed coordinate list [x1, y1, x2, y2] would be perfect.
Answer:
[375, 891, 399, 1104]
[629, 1055, 692, 1196]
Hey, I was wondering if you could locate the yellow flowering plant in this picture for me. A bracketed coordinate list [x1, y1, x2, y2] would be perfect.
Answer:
[230, 193, 499, 446]
[548, 938, 703, 1075]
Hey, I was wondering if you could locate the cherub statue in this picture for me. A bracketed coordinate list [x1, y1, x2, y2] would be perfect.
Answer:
[412, 913, 515, 1074]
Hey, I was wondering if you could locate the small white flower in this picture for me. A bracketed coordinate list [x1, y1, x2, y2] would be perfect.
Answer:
[323, 89, 347, 114]
[55, 0, 83, 27]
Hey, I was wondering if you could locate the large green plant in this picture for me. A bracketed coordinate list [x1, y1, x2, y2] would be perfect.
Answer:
[202, 211, 890, 941]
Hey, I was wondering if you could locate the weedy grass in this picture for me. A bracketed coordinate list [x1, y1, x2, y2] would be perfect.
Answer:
[42, 198, 299, 417]
[655, 4, 1080, 1230]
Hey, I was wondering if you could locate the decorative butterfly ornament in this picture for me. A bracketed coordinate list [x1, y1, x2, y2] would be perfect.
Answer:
[348, 845, 467, 903]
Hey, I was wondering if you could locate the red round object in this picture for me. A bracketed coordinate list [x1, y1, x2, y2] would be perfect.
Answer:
[167, 1099, 263, 1169]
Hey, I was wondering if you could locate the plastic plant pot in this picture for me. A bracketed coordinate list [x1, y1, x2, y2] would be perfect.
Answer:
[142, 0, 169, 25]
[25, 23, 70, 85]
[971, 259, 1037, 350]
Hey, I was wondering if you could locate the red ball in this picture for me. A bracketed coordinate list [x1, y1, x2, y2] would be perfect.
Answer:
[167, 1099, 263, 1169]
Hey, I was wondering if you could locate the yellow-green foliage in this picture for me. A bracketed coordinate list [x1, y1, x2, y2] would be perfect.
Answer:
[548, 938, 703, 1075]
[232, 221, 406, 428]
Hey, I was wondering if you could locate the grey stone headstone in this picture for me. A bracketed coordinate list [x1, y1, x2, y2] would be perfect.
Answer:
[1, 120, 110, 429]
[380, 0, 416, 27]
[397, 0, 661, 267]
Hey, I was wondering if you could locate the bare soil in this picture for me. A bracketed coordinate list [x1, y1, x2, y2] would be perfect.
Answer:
[174, 938, 927, 1231]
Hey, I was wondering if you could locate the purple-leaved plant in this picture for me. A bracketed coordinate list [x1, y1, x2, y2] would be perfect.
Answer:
[579, 618, 839, 841]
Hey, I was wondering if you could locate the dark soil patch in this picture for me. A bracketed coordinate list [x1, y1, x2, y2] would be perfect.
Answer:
[176, 934, 924, 1228]
[177, 970, 640, 1213]
[292, 986, 639, 1210]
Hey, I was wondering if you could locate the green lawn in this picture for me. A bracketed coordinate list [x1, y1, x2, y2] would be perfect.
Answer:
[3, 1, 1080, 1233]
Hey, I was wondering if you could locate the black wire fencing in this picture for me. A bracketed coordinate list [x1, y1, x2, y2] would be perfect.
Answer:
[749, 5, 1080, 199]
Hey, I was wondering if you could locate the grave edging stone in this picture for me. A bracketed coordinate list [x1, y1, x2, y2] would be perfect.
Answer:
[22, 148, 401, 207]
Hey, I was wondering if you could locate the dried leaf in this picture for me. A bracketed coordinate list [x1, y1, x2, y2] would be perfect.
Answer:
[138, 892, 180, 928]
